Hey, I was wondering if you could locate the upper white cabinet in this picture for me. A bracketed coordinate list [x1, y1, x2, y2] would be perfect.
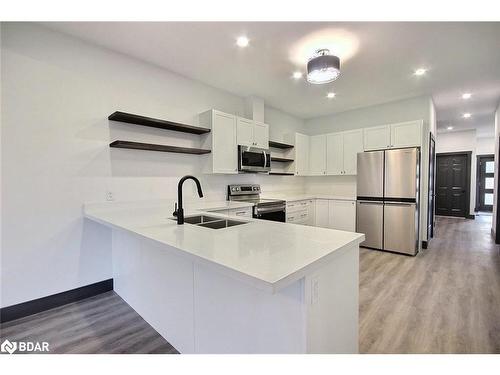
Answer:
[390, 120, 422, 148]
[253, 122, 270, 149]
[363, 121, 422, 150]
[326, 129, 363, 175]
[309, 135, 327, 175]
[200, 110, 238, 174]
[326, 133, 343, 175]
[363, 125, 391, 151]
[294, 133, 310, 176]
[236, 117, 269, 149]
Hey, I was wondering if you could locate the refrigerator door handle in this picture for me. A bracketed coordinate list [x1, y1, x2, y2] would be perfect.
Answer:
[384, 202, 415, 206]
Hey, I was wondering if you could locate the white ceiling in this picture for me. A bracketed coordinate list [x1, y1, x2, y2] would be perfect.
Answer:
[42, 22, 500, 134]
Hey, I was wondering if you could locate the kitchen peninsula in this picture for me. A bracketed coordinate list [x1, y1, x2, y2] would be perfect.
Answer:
[84, 199, 364, 354]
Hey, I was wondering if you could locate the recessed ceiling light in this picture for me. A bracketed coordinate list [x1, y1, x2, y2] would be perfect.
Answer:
[236, 36, 249, 48]
[462, 113, 472, 118]
[462, 93, 472, 99]
[447, 126, 453, 130]
[326, 92, 336, 99]
[292, 71, 303, 79]
[414, 68, 427, 76]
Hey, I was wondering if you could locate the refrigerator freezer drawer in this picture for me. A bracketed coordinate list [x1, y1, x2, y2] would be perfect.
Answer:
[384, 148, 419, 199]
[357, 151, 384, 198]
[383, 202, 418, 255]
[356, 201, 383, 249]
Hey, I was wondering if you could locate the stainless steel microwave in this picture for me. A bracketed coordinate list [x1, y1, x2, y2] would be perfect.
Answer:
[238, 146, 271, 173]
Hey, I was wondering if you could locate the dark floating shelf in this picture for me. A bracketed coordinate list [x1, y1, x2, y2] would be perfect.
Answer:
[271, 157, 294, 163]
[108, 111, 211, 135]
[269, 141, 294, 149]
[110, 140, 211, 155]
[269, 172, 295, 176]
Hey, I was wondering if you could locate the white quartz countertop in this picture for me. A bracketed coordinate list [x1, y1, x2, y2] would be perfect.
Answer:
[261, 194, 356, 202]
[84, 199, 364, 293]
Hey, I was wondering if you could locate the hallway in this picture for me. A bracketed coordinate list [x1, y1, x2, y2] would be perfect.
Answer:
[359, 215, 500, 353]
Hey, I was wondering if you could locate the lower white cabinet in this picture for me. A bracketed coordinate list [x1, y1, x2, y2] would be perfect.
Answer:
[287, 199, 314, 225]
[314, 199, 356, 232]
[314, 199, 330, 228]
[328, 200, 356, 232]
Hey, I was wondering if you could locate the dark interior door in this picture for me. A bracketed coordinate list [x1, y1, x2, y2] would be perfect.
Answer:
[476, 155, 494, 212]
[436, 153, 470, 217]
[427, 135, 436, 238]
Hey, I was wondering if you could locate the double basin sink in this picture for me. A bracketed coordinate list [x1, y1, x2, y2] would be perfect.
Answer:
[173, 215, 249, 229]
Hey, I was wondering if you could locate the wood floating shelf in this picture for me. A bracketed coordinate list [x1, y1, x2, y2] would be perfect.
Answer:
[269, 172, 295, 176]
[271, 157, 294, 163]
[108, 111, 211, 135]
[109, 140, 211, 155]
[269, 141, 294, 149]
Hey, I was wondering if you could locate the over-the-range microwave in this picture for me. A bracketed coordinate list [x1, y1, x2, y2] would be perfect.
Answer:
[238, 145, 271, 173]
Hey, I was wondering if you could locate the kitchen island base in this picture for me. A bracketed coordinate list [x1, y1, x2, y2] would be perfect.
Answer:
[112, 229, 359, 354]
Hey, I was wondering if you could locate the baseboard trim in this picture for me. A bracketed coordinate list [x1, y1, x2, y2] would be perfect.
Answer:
[422, 241, 428, 249]
[0, 279, 113, 323]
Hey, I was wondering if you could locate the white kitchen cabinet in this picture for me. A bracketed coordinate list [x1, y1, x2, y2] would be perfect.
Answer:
[236, 117, 269, 149]
[328, 200, 356, 232]
[364, 121, 422, 151]
[227, 207, 253, 218]
[314, 199, 329, 228]
[363, 125, 391, 151]
[200, 110, 238, 174]
[342, 129, 364, 175]
[236, 117, 254, 147]
[309, 135, 327, 176]
[326, 133, 343, 175]
[390, 120, 422, 148]
[295, 133, 310, 176]
[253, 122, 269, 149]
[327, 130, 363, 175]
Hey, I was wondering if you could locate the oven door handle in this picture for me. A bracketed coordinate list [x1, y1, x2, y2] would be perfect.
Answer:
[255, 205, 286, 214]
[263, 151, 267, 168]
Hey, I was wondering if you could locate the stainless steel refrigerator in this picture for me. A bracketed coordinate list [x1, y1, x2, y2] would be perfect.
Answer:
[356, 148, 420, 256]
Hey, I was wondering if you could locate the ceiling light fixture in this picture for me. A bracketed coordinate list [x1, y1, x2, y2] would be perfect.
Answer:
[292, 71, 303, 79]
[236, 36, 249, 48]
[462, 113, 472, 118]
[414, 68, 427, 76]
[326, 92, 336, 99]
[447, 126, 453, 130]
[307, 49, 340, 85]
[462, 93, 472, 99]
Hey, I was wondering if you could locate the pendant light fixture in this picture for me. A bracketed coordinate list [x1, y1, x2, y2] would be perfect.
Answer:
[306, 49, 341, 84]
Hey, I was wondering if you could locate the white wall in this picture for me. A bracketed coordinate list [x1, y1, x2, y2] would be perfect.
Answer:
[304, 95, 435, 243]
[0, 23, 307, 308]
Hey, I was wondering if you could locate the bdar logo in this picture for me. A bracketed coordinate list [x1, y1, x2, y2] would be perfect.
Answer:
[1, 339, 17, 354]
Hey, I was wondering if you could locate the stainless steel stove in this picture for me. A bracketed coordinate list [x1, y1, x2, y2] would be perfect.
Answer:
[227, 184, 286, 222]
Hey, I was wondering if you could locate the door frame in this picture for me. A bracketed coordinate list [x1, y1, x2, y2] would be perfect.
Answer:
[435, 151, 473, 219]
[427, 133, 436, 242]
[475, 154, 494, 212]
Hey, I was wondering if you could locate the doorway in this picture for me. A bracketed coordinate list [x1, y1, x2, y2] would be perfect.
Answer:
[436, 152, 472, 218]
[476, 154, 494, 212]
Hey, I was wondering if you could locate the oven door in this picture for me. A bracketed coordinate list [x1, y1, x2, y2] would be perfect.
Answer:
[254, 205, 286, 222]
[239, 146, 271, 173]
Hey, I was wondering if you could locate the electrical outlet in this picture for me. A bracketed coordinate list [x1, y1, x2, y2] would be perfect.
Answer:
[106, 191, 114, 201]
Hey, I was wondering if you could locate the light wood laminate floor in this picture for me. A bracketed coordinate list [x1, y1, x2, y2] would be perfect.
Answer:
[359, 214, 500, 353]
[0, 291, 178, 354]
[2, 215, 499, 354]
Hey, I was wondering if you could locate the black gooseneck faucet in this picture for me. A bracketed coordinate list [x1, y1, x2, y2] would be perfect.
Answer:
[173, 175, 204, 224]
